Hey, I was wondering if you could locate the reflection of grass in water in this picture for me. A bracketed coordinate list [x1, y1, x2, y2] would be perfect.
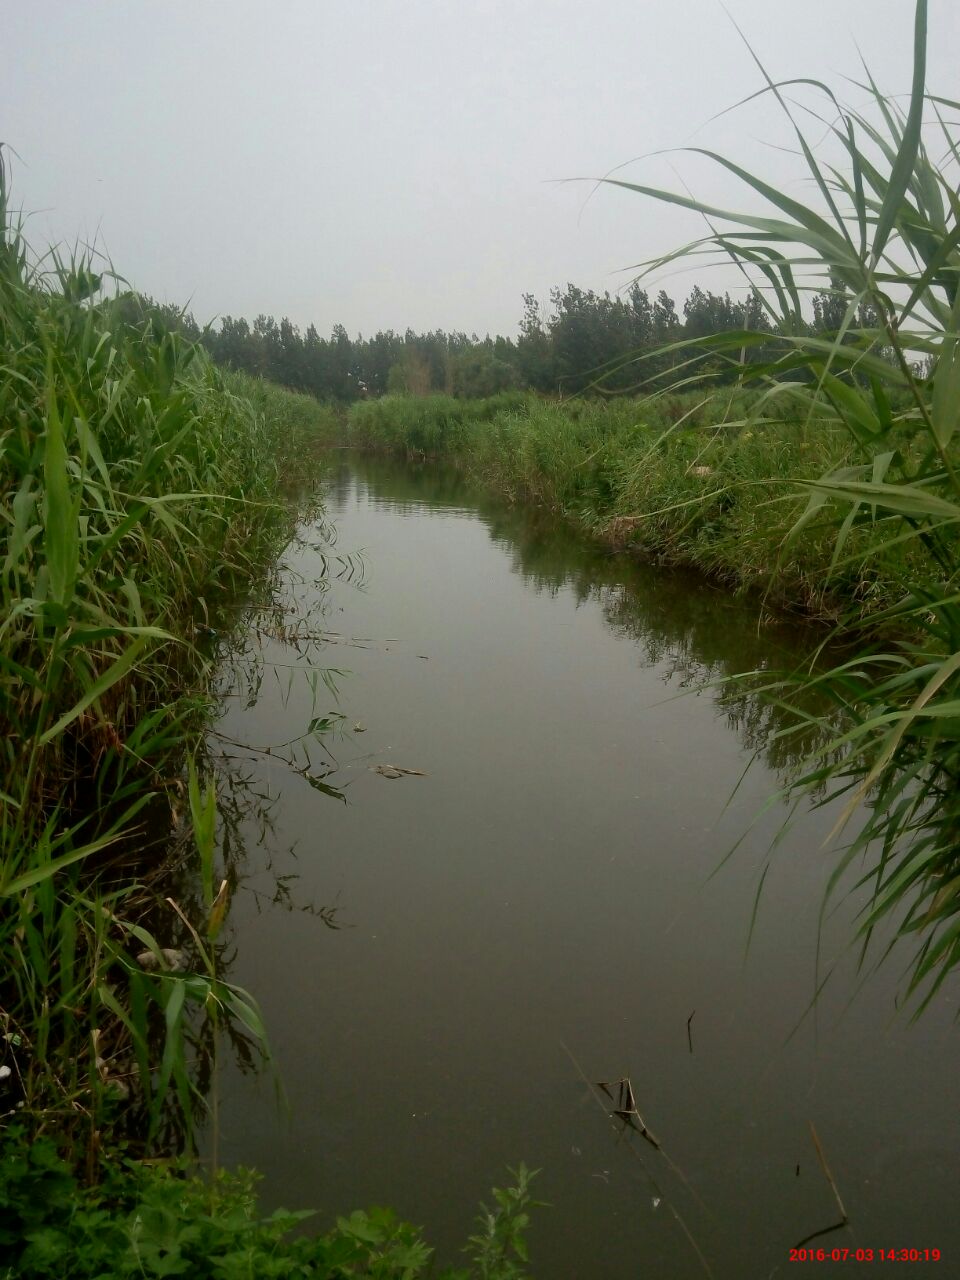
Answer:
[348, 449, 843, 794]
[380, 449, 841, 779]
[601, 579, 842, 780]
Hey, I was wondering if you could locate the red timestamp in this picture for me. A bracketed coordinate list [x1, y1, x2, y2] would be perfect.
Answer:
[789, 1247, 941, 1262]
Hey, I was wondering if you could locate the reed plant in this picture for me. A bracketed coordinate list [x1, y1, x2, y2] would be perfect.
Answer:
[348, 391, 526, 457]
[598, 0, 960, 1004]
[0, 149, 335, 1153]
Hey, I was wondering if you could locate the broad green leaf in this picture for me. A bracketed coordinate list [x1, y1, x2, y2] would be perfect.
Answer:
[931, 287, 960, 448]
[871, 1, 928, 263]
[1, 831, 121, 895]
[797, 478, 960, 521]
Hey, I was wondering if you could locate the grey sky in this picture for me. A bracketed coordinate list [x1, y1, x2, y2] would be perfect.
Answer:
[5, 1, 957, 338]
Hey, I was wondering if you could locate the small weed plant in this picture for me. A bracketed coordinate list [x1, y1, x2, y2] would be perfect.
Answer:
[0, 1132, 540, 1279]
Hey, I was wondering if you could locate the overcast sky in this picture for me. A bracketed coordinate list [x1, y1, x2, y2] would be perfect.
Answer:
[5, 1, 957, 338]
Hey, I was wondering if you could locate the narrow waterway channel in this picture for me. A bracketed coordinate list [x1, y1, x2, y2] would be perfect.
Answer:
[210, 455, 959, 1278]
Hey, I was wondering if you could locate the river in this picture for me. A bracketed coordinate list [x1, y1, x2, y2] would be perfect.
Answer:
[208, 454, 959, 1278]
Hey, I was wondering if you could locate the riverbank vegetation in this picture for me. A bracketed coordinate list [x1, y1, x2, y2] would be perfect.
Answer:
[0, 151, 324, 1263]
[0, 1130, 539, 1279]
[0, 151, 540, 1277]
[345, 2, 960, 1007]
[344, 389, 929, 621]
[0, 148, 337, 1148]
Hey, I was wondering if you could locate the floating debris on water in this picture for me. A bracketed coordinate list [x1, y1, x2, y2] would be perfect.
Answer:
[371, 764, 427, 779]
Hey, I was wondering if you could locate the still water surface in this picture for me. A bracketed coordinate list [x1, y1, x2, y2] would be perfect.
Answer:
[212, 456, 959, 1278]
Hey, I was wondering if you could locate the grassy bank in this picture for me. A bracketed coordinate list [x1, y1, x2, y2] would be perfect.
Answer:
[346, 390, 928, 621]
[0, 151, 339, 1157]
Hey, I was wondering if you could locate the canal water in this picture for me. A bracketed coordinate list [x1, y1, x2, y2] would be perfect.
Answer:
[210, 455, 959, 1278]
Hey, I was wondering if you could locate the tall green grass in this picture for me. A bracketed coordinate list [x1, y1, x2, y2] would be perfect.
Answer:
[0, 149, 337, 1152]
[349, 391, 526, 457]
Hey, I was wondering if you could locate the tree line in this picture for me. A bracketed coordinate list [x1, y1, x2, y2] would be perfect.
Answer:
[129, 278, 870, 402]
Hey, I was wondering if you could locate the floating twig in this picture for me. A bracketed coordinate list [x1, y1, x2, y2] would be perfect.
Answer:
[687, 1010, 696, 1055]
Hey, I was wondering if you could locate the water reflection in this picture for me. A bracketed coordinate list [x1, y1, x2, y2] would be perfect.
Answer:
[121, 513, 361, 1154]
[204, 454, 959, 1280]
[345, 456, 838, 779]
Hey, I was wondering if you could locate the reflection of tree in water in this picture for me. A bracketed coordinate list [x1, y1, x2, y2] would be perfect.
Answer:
[327, 458, 481, 520]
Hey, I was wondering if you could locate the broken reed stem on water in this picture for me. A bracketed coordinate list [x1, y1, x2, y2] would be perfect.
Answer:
[809, 1121, 848, 1225]
[597, 1076, 661, 1150]
[793, 1121, 850, 1251]
[559, 1038, 715, 1279]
